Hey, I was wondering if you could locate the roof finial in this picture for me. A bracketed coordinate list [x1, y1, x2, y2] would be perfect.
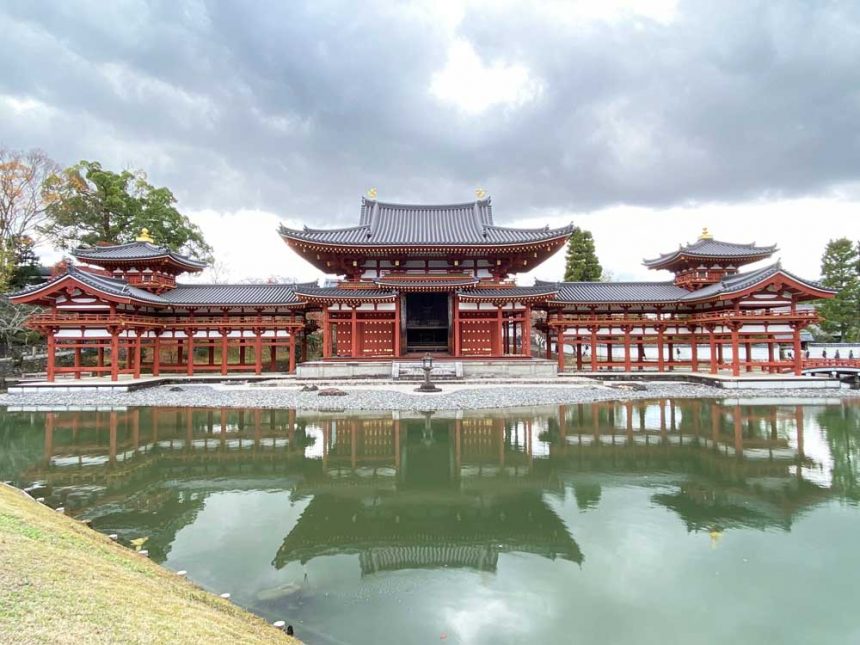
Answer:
[475, 188, 487, 200]
[366, 187, 377, 200]
[698, 227, 713, 241]
[136, 228, 154, 243]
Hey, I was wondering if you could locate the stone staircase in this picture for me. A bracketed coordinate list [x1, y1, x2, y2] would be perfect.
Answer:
[391, 361, 463, 381]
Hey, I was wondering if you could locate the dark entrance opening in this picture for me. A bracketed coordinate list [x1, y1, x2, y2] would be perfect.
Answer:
[405, 292, 449, 353]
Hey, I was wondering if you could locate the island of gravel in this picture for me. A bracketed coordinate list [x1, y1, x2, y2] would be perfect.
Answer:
[1, 379, 857, 411]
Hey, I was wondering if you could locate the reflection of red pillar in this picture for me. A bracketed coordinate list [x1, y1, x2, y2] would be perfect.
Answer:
[395, 419, 401, 470]
[558, 405, 567, 443]
[351, 420, 357, 470]
[109, 411, 118, 464]
[132, 409, 140, 450]
[795, 406, 805, 458]
[733, 404, 743, 455]
[498, 419, 505, 467]
[44, 412, 54, 464]
[711, 403, 721, 444]
[625, 401, 633, 441]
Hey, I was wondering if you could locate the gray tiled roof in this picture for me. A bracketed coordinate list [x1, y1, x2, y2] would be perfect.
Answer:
[552, 281, 689, 303]
[281, 197, 574, 246]
[162, 282, 313, 306]
[644, 239, 776, 267]
[293, 285, 397, 300]
[375, 276, 479, 289]
[9, 266, 167, 304]
[74, 241, 207, 270]
[458, 285, 559, 299]
[680, 263, 834, 300]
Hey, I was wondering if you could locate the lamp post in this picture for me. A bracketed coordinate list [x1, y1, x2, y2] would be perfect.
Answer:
[416, 352, 441, 392]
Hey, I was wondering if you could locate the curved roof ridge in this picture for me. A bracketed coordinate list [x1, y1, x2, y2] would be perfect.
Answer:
[365, 197, 492, 210]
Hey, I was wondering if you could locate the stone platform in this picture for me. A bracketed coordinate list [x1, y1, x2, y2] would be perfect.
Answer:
[296, 358, 559, 380]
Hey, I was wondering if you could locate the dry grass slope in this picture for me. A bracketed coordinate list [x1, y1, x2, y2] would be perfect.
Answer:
[0, 484, 299, 644]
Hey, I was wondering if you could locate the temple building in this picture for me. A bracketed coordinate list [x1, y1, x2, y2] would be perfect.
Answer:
[10, 195, 835, 380]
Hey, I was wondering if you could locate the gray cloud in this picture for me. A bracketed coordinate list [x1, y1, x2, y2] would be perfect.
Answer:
[1, 0, 858, 226]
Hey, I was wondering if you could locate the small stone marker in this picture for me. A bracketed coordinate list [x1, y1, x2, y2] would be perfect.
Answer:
[220, 592, 231, 600]
[55, 506, 65, 514]
[176, 570, 188, 577]
[273, 620, 286, 630]
[139, 549, 149, 557]
[108, 533, 118, 541]
[318, 387, 348, 397]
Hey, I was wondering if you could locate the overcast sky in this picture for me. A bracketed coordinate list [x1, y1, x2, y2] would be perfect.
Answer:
[1, 0, 857, 284]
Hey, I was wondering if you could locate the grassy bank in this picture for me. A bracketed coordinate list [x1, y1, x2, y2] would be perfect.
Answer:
[0, 484, 297, 644]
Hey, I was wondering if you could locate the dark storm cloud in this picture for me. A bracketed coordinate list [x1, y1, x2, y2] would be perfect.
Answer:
[0, 0, 858, 224]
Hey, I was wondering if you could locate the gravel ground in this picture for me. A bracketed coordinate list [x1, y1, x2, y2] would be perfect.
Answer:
[1, 381, 858, 411]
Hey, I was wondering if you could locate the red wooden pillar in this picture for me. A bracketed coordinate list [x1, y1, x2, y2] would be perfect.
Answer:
[575, 337, 583, 370]
[186, 331, 195, 376]
[452, 298, 460, 357]
[46, 333, 56, 382]
[706, 327, 716, 374]
[289, 332, 296, 373]
[208, 343, 215, 366]
[110, 329, 119, 381]
[623, 326, 632, 372]
[351, 306, 358, 358]
[220, 330, 228, 375]
[557, 327, 565, 371]
[590, 327, 598, 371]
[255, 331, 263, 374]
[133, 333, 142, 379]
[495, 306, 503, 356]
[522, 305, 532, 357]
[395, 296, 403, 357]
[177, 340, 184, 366]
[73, 345, 81, 378]
[792, 324, 802, 376]
[657, 326, 666, 372]
[322, 308, 331, 359]
[744, 341, 752, 372]
[152, 334, 161, 376]
[689, 328, 698, 372]
[239, 343, 246, 365]
[97, 346, 104, 371]
[730, 323, 740, 377]
[269, 341, 277, 371]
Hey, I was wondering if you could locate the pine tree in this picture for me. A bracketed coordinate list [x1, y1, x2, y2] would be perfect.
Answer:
[818, 238, 860, 341]
[563, 227, 603, 282]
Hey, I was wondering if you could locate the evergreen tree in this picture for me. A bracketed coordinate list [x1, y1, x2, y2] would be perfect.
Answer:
[40, 161, 212, 262]
[818, 237, 860, 341]
[563, 227, 603, 282]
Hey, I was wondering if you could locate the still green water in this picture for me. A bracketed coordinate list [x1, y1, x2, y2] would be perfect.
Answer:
[2, 399, 859, 644]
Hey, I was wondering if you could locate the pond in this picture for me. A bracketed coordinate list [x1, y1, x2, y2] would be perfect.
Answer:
[1, 399, 859, 644]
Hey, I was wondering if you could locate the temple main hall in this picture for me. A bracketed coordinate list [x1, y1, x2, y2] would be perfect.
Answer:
[10, 195, 834, 380]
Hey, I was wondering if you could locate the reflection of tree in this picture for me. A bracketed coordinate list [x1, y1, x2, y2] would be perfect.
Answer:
[574, 483, 601, 511]
[818, 405, 860, 503]
[0, 412, 45, 480]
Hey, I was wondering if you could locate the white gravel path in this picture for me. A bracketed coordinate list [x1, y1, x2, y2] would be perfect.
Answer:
[1, 380, 857, 411]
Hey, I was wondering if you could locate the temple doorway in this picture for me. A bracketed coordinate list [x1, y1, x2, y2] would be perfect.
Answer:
[405, 292, 450, 353]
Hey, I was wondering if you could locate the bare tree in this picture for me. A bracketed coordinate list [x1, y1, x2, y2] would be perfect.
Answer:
[0, 148, 60, 289]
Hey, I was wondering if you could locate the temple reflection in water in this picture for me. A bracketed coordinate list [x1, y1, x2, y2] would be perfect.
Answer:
[4, 400, 849, 572]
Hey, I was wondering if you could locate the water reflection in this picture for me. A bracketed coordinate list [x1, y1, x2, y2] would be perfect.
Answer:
[3, 400, 857, 570]
[5, 401, 860, 643]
